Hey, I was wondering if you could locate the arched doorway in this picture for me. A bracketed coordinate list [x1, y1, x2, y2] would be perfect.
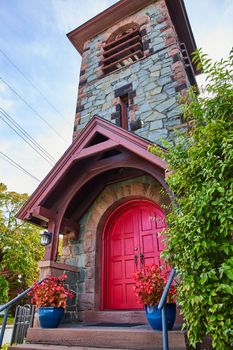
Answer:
[103, 199, 166, 310]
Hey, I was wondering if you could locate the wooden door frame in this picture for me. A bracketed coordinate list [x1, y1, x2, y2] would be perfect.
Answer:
[101, 198, 165, 310]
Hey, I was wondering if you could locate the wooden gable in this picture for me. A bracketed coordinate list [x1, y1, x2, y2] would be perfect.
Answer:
[17, 116, 167, 230]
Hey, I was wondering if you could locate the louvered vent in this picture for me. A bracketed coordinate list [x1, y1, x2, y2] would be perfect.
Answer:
[102, 28, 144, 74]
[180, 42, 197, 86]
[180, 42, 191, 68]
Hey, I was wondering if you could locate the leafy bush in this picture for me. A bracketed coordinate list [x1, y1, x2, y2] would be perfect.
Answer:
[0, 183, 44, 304]
[149, 50, 233, 349]
[0, 276, 8, 303]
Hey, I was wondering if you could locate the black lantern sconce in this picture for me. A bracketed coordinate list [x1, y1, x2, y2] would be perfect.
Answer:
[40, 231, 52, 246]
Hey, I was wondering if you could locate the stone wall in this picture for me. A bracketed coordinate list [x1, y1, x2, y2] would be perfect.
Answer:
[73, 0, 190, 144]
[60, 175, 170, 320]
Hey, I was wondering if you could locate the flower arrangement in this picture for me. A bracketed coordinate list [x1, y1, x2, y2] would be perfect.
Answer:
[29, 274, 73, 309]
[133, 264, 176, 306]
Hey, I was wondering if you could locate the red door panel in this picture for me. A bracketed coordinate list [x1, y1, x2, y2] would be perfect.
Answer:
[105, 200, 166, 310]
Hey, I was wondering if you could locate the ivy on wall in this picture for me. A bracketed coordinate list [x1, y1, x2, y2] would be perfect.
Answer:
[150, 50, 233, 349]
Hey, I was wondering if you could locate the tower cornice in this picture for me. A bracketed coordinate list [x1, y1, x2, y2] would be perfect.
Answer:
[67, 0, 199, 74]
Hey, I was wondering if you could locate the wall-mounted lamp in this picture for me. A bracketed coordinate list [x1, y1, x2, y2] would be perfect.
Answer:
[40, 231, 52, 246]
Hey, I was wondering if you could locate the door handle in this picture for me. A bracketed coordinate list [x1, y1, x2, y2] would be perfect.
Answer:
[134, 254, 138, 268]
[140, 253, 145, 268]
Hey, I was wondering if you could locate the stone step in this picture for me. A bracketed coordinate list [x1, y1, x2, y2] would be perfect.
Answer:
[9, 345, 132, 350]
[83, 310, 183, 326]
[20, 326, 186, 350]
[83, 310, 146, 324]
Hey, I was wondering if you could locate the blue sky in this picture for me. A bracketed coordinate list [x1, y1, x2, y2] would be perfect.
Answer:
[0, 0, 232, 194]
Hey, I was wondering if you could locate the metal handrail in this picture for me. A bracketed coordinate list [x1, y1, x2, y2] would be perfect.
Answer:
[158, 268, 176, 350]
[0, 277, 46, 347]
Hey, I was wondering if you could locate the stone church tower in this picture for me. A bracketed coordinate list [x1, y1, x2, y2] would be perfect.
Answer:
[68, 0, 197, 144]
[18, 0, 199, 323]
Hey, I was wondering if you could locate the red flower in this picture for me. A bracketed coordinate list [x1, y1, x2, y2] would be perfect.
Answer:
[132, 264, 176, 306]
[28, 275, 73, 309]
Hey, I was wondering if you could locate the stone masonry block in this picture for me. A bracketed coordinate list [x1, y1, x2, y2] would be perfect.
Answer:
[114, 83, 133, 97]
[85, 278, 95, 293]
[87, 267, 95, 279]
[145, 111, 165, 122]
[84, 238, 96, 253]
[150, 119, 163, 130]
[139, 102, 151, 113]
[78, 269, 86, 283]
[85, 253, 95, 267]
[78, 293, 94, 311]
[155, 97, 176, 112]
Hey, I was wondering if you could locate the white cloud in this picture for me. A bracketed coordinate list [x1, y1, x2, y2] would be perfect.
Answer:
[187, 0, 233, 61]
[51, 0, 109, 33]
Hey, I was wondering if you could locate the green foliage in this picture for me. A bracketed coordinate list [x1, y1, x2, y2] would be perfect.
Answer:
[0, 276, 8, 303]
[0, 315, 14, 325]
[0, 183, 44, 303]
[149, 50, 233, 349]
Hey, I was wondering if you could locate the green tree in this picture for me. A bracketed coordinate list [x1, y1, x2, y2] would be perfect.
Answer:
[0, 183, 44, 303]
[150, 50, 233, 349]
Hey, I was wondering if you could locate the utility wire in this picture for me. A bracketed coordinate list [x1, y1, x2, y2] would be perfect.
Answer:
[0, 110, 55, 166]
[0, 151, 41, 183]
[0, 78, 69, 144]
[0, 48, 72, 126]
[0, 107, 57, 164]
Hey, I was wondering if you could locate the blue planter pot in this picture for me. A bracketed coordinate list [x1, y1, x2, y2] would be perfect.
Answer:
[145, 303, 176, 331]
[38, 307, 64, 328]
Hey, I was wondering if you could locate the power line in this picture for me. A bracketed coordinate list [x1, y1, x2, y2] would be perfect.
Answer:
[0, 48, 72, 126]
[0, 107, 57, 164]
[0, 151, 41, 183]
[0, 110, 55, 166]
[0, 78, 70, 144]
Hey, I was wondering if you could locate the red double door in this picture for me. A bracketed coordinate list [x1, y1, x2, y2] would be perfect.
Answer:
[105, 200, 166, 310]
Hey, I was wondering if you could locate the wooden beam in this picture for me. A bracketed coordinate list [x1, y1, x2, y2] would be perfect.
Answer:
[89, 151, 136, 172]
[70, 182, 105, 221]
[32, 206, 56, 222]
[74, 139, 119, 160]
[32, 206, 79, 232]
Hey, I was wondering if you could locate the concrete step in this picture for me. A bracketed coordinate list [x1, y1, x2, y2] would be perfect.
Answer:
[83, 311, 146, 324]
[19, 326, 186, 350]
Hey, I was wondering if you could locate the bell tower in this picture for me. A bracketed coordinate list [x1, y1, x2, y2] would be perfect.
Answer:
[68, 0, 198, 144]
[18, 0, 200, 321]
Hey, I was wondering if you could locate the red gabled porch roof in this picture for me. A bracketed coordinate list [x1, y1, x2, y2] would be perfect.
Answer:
[17, 116, 166, 226]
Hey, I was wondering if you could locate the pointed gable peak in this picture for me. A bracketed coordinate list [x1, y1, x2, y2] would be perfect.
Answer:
[17, 116, 166, 223]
